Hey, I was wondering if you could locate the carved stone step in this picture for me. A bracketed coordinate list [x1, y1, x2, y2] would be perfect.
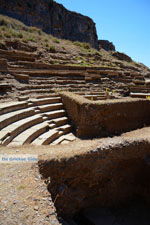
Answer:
[9, 121, 49, 146]
[1, 115, 43, 145]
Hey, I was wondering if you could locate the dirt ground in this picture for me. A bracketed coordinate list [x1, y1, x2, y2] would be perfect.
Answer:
[0, 140, 98, 225]
[1, 128, 150, 225]
[0, 162, 60, 225]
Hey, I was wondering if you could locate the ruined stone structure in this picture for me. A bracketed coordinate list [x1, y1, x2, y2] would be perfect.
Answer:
[0, 46, 150, 147]
[0, 6, 150, 225]
[39, 136, 150, 218]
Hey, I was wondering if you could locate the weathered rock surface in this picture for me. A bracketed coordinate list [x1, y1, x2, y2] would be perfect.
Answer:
[0, 58, 8, 70]
[112, 51, 132, 62]
[98, 40, 116, 51]
[0, 83, 12, 92]
[5, 40, 37, 52]
[0, 0, 98, 49]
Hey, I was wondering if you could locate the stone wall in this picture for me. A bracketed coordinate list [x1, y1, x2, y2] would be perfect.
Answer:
[39, 137, 150, 217]
[0, 0, 98, 49]
[60, 92, 150, 138]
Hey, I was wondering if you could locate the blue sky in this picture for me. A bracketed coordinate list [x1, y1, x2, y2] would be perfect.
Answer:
[56, 0, 150, 68]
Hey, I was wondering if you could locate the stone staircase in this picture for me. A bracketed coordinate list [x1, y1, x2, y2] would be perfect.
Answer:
[0, 94, 75, 146]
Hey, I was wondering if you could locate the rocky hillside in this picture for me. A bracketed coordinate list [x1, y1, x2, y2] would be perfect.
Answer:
[98, 40, 116, 51]
[0, 0, 98, 49]
[0, 14, 149, 72]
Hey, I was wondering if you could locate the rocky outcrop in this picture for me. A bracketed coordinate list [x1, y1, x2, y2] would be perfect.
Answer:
[0, 0, 98, 49]
[98, 40, 116, 51]
[112, 51, 132, 62]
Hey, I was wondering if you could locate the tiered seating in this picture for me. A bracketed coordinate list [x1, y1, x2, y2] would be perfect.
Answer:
[0, 95, 75, 146]
[129, 73, 150, 98]
[0, 49, 147, 101]
[0, 49, 127, 99]
[8, 61, 109, 100]
[0, 49, 37, 62]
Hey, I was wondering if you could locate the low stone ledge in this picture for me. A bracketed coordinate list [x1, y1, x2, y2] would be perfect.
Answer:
[0, 58, 8, 71]
[13, 73, 29, 81]
[0, 83, 12, 92]
[38, 136, 150, 217]
[60, 92, 150, 138]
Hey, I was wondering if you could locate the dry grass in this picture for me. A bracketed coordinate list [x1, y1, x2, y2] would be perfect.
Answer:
[0, 14, 67, 52]
[0, 14, 148, 70]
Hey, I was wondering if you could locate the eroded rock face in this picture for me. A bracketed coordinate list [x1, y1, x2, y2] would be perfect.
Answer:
[112, 51, 132, 62]
[0, 0, 98, 49]
[98, 40, 116, 51]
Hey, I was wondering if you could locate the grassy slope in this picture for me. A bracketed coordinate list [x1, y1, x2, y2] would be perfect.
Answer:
[0, 14, 149, 72]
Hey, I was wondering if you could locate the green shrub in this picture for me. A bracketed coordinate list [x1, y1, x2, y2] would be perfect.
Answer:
[37, 30, 43, 35]
[0, 18, 9, 26]
[82, 42, 91, 49]
[53, 38, 60, 44]
[49, 45, 56, 53]
[0, 26, 6, 31]
[28, 26, 41, 33]
[27, 36, 35, 42]
[4, 33, 11, 38]
[45, 43, 49, 48]
[74, 41, 91, 50]
[22, 39, 28, 43]
[16, 32, 23, 38]
[44, 38, 49, 43]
